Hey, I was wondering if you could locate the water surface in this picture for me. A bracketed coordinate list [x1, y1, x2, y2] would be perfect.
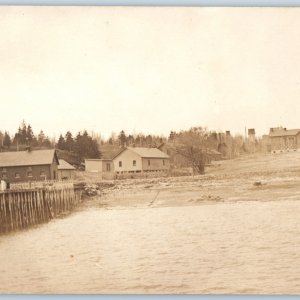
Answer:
[0, 200, 299, 294]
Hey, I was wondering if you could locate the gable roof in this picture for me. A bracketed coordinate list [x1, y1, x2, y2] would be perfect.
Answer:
[269, 129, 300, 137]
[58, 159, 75, 170]
[113, 147, 169, 159]
[0, 149, 58, 168]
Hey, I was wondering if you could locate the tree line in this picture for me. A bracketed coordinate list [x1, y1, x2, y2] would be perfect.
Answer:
[0, 121, 53, 150]
[0, 121, 101, 162]
[0, 121, 257, 174]
[107, 130, 166, 147]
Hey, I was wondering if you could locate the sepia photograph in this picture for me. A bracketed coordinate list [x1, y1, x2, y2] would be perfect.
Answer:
[0, 6, 300, 294]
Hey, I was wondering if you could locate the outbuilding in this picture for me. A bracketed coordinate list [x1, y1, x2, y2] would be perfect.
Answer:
[57, 159, 75, 180]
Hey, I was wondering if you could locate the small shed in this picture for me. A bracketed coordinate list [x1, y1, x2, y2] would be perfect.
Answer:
[57, 159, 75, 180]
[85, 159, 114, 173]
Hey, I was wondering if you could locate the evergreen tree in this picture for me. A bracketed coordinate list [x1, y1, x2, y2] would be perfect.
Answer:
[118, 130, 127, 147]
[65, 131, 75, 152]
[3, 132, 11, 149]
[75, 131, 101, 161]
[56, 134, 66, 150]
[37, 130, 46, 146]
[0, 131, 3, 148]
[26, 124, 35, 144]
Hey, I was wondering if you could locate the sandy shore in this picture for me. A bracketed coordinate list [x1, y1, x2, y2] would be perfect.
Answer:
[82, 151, 300, 209]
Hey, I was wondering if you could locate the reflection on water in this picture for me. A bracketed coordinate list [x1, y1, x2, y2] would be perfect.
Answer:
[0, 200, 300, 294]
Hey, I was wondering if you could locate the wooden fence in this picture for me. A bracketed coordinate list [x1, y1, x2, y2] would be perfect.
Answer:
[10, 180, 74, 190]
[0, 186, 83, 234]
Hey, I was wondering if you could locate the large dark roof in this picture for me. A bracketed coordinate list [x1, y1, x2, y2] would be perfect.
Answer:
[269, 129, 300, 137]
[0, 149, 58, 167]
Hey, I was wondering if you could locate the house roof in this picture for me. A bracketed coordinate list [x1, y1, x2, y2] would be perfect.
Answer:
[58, 159, 75, 170]
[0, 149, 58, 168]
[85, 159, 112, 162]
[113, 147, 170, 159]
[269, 129, 300, 137]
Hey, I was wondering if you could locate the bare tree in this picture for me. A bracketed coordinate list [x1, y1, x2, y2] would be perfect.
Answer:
[170, 127, 212, 174]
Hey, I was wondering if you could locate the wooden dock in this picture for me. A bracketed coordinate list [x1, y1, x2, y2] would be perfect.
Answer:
[0, 185, 83, 234]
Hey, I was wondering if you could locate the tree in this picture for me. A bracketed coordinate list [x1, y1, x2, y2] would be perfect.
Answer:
[74, 131, 101, 161]
[56, 134, 66, 150]
[3, 132, 11, 149]
[0, 131, 3, 148]
[127, 134, 135, 145]
[118, 130, 127, 147]
[37, 130, 45, 146]
[170, 127, 211, 174]
[26, 124, 35, 144]
[65, 131, 75, 152]
[13, 120, 31, 146]
[146, 135, 153, 146]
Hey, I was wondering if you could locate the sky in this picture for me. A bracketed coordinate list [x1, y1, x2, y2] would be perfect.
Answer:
[1, 6, 300, 140]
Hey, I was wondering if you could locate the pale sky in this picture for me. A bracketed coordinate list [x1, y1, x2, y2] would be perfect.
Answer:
[1, 6, 300, 139]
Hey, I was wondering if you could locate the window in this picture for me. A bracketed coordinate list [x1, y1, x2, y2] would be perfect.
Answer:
[40, 171, 46, 178]
[106, 163, 111, 172]
[1, 168, 7, 179]
[119, 161, 122, 167]
[27, 171, 33, 177]
[15, 173, 20, 179]
[148, 160, 151, 166]
[133, 160, 136, 167]
[163, 160, 165, 166]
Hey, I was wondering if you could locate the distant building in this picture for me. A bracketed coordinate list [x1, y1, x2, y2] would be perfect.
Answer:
[248, 129, 256, 142]
[0, 149, 59, 183]
[57, 159, 75, 180]
[267, 127, 300, 152]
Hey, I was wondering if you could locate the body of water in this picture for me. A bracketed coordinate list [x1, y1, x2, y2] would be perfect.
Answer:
[0, 200, 299, 294]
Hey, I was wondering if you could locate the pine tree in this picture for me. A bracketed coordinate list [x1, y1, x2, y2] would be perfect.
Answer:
[3, 132, 11, 149]
[118, 130, 127, 147]
[56, 134, 66, 150]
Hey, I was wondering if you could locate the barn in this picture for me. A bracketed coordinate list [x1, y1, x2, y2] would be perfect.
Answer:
[0, 149, 59, 183]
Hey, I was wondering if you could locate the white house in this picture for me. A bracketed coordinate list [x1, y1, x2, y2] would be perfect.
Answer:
[112, 147, 170, 174]
[85, 147, 170, 176]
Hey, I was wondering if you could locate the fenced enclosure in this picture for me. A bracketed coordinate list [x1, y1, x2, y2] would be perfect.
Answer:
[0, 184, 83, 234]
